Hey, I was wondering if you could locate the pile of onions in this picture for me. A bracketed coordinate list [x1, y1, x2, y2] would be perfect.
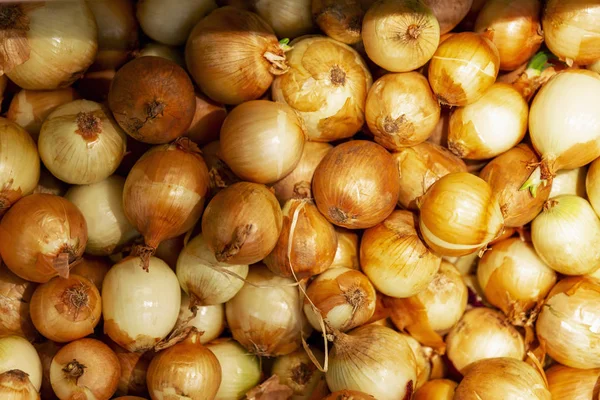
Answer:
[447, 83, 528, 160]
[480, 144, 551, 227]
[536, 277, 600, 369]
[531, 195, 600, 275]
[0, 267, 37, 340]
[455, 358, 551, 399]
[393, 142, 467, 210]
[0, 336, 42, 392]
[175, 292, 225, 344]
[365, 72, 441, 150]
[304, 267, 376, 332]
[176, 233, 248, 306]
[0, 1, 98, 90]
[0, 369, 39, 400]
[201, 140, 240, 198]
[102, 256, 181, 352]
[546, 364, 600, 400]
[0, 118, 40, 214]
[107, 341, 151, 398]
[414, 379, 457, 400]
[445, 308, 525, 373]
[253, 0, 314, 38]
[312, 0, 366, 44]
[326, 325, 417, 400]
[550, 167, 587, 198]
[271, 347, 326, 398]
[185, 6, 290, 105]
[313, 140, 400, 229]
[186, 91, 227, 146]
[50, 338, 120, 400]
[543, 0, 600, 66]
[225, 265, 310, 357]
[265, 199, 337, 279]
[417, 172, 504, 256]
[428, 32, 500, 106]
[474, 0, 543, 71]
[271, 35, 372, 142]
[331, 228, 360, 270]
[137, 0, 216, 45]
[362, 0, 440, 72]
[587, 158, 600, 215]
[202, 182, 283, 265]
[220, 100, 306, 183]
[361, 210, 441, 298]
[70, 257, 111, 292]
[422, 0, 473, 34]
[123, 139, 210, 268]
[207, 338, 262, 399]
[0, 194, 87, 283]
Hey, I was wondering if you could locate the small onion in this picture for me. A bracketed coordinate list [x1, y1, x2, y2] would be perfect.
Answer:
[418, 172, 504, 257]
[0, 336, 42, 391]
[135, 42, 185, 67]
[102, 257, 181, 352]
[362, 0, 440, 72]
[201, 140, 239, 198]
[446, 308, 525, 373]
[253, 0, 314, 39]
[422, 0, 473, 34]
[202, 182, 283, 265]
[414, 379, 457, 400]
[312, 0, 366, 45]
[220, 100, 306, 184]
[226, 265, 311, 357]
[271, 35, 372, 142]
[185, 92, 227, 146]
[70, 257, 111, 292]
[107, 341, 151, 398]
[313, 140, 400, 229]
[546, 364, 600, 400]
[0, 266, 37, 341]
[536, 277, 600, 369]
[365, 72, 441, 150]
[428, 32, 500, 106]
[531, 195, 600, 275]
[551, 167, 587, 199]
[361, 210, 441, 298]
[175, 292, 225, 345]
[331, 228, 360, 270]
[0, 369, 39, 400]
[271, 347, 325, 399]
[587, 157, 600, 216]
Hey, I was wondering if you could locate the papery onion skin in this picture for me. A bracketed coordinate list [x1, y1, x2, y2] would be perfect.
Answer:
[313, 140, 400, 229]
[226, 265, 311, 357]
[312, 0, 365, 45]
[0, 336, 42, 392]
[587, 158, 600, 216]
[536, 277, 600, 369]
[271, 347, 325, 398]
[365, 72, 440, 150]
[414, 379, 457, 400]
[272, 35, 371, 142]
[253, 0, 314, 39]
[0, 369, 40, 400]
[331, 228, 360, 270]
[422, 0, 473, 34]
[393, 141, 467, 210]
[202, 182, 283, 265]
[428, 32, 500, 106]
[102, 257, 181, 352]
[552, 167, 587, 199]
[0, 267, 37, 341]
[175, 292, 225, 344]
[70, 257, 111, 293]
[546, 364, 600, 400]
[361, 210, 441, 298]
[185, 91, 227, 146]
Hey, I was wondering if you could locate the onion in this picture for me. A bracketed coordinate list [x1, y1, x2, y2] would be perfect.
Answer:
[271, 35, 372, 142]
[312, 0, 366, 44]
[313, 140, 400, 229]
[361, 210, 441, 298]
[326, 325, 417, 400]
[551, 167, 587, 199]
[135, 42, 185, 67]
[107, 341, 151, 398]
[108, 56, 196, 144]
[0, 336, 42, 391]
[455, 358, 551, 399]
[586, 158, 600, 216]
[185, 6, 290, 105]
[34, 340, 60, 400]
[50, 338, 120, 400]
[480, 144, 551, 227]
[536, 277, 600, 369]
[0, 194, 87, 283]
[265, 199, 337, 279]
[185, 92, 227, 146]
[70, 257, 111, 293]
[531, 195, 600, 275]
[393, 141, 467, 210]
[272, 142, 332, 206]
[201, 140, 240, 198]
[175, 292, 225, 344]
[365, 72, 440, 150]
[590, 59, 600, 74]
[0, 1, 98, 90]
[0, 266, 37, 341]
[0, 369, 39, 400]
[446, 308, 525, 373]
[474, 0, 543, 71]
[422, 0, 472, 34]
[362, 0, 440, 72]
[414, 379, 457, 400]
[543, 0, 600, 66]
[324, 391, 375, 400]
[202, 182, 283, 265]
[253, 0, 314, 38]
[271, 348, 325, 399]
[6, 88, 78, 143]
[418, 172, 504, 257]
[102, 256, 181, 352]
[220, 100, 306, 184]
[331, 228, 360, 270]
[0, 118, 40, 214]
[207, 338, 262, 399]
[226, 265, 310, 357]
[428, 32, 500, 106]
[137, 0, 216, 46]
[123, 139, 210, 268]
[176, 233, 248, 306]
[546, 364, 600, 400]
[402, 333, 432, 389]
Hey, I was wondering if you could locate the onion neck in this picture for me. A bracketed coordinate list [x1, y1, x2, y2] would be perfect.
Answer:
[513, 51, 559, 102]
[520, 160, 554, 198]
[264, 39, 292, 76]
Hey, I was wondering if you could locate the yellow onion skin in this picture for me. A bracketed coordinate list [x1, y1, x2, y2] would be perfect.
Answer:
[272, 35, 372, 143]
[0, 267, 37, 341]
[202, 182, 283, 265]
[479, 144, 551, 227]
[312, 0, 366, 45]
[587, 158, 600, 216]
[536, 277, 600, 369]
[331, 227, 360, 270]
[313, 140, 400, 229]
[428, 32, 500, 106]
[393, 141, 467, 210]
[0, 369, 40, 400]
[365, 72, 441, 151]
[546, 364, 600, 400]
[422, 0, 473, 34]
[414, 379, 457, 400]
[253, 0, 315, 39]
[361, 210, 441, 298]
[271, 347, 325, 398]
[418, 172, 504, 257]
[455, 358, 551, 400]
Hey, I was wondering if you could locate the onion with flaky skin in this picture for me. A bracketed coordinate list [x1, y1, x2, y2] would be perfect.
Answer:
[0, 267, 37, 341]
[422, 0, 472, 34]
[271, 347, 325, 399]
[0, 336, 42, 392]
[175, 292, 225, 344]
[546, 364, 600, 400]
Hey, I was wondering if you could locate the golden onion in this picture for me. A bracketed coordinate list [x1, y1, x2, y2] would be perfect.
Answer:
[546, 364, 600, 400]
